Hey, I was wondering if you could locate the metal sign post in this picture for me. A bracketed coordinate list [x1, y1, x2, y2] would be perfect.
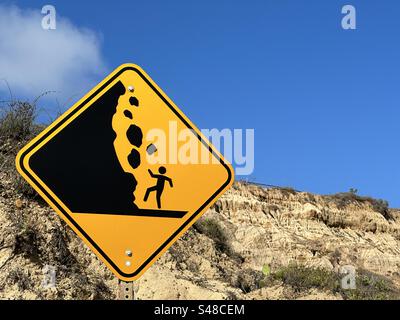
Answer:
[117, 280, 135, 300]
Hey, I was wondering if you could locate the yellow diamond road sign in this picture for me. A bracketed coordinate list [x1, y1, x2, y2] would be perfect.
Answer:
[16, 64, 234, 281]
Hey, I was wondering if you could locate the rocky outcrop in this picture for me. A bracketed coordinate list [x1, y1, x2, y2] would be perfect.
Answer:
[1, 179, 399, 299]
[213, 183, 400, 286]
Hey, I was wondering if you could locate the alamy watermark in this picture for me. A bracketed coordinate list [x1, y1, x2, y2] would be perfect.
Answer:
[340, 265, 356, 289]
[342, 5, 356, 30]
[40, 4, 357, 31]
[144, 121, 254, 175]
[42, 264, 56, 289]
[41, 5, 56, 30]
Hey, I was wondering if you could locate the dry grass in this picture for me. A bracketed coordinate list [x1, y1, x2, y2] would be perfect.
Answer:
[0, 100, 44, 198]
[0, 100, 37, 141]
[328, 192, 392, 220]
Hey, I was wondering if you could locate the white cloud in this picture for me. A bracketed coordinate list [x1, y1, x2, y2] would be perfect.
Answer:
[0, 4, 107, 108]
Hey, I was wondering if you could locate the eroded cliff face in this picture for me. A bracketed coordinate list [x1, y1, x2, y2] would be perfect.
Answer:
[215, 184, 400, 277]
[1, 178, 399, 300]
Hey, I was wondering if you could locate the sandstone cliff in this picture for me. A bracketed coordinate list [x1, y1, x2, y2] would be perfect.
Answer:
[1, 176, 399, 299]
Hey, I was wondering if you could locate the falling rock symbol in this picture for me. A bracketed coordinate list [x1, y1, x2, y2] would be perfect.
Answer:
[112, 84, 149, 209]
[126, 124, 143, 147]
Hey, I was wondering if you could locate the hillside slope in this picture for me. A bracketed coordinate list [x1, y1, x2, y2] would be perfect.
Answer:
[1, 173, 399, 299]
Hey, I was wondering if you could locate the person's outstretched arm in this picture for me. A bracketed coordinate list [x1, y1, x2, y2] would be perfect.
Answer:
[168, 177, 173, 187]
[148, 169, 155, 177]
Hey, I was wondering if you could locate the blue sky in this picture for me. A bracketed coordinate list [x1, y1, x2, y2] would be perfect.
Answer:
[2, 1, 400, 206]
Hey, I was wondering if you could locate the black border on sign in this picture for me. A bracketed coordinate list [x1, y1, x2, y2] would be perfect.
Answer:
[18, 66, 233, 278]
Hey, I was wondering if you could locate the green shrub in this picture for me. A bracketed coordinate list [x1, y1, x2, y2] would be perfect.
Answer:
[342, 270, 400, 300]
[270, 264, 400, 299]
[279, 187, 297, 196]
[349, 188, 358, 194]
[6, 268, 33, 291]
[272, 264, 339, 293]
[194, 218, 243, 262]
[329, 192, 392, 220]
[262, 264, 271, 276]
[236, 269, 264, 293]
[195, 218, 227, 244]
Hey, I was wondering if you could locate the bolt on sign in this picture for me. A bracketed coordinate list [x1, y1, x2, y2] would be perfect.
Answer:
[16, 64, 234, 281]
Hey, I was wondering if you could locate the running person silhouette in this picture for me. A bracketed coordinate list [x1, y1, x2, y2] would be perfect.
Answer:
[143, 166, 173, 209]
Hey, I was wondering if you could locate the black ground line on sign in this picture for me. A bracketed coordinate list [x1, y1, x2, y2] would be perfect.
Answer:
[74, 209, 188, 219]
